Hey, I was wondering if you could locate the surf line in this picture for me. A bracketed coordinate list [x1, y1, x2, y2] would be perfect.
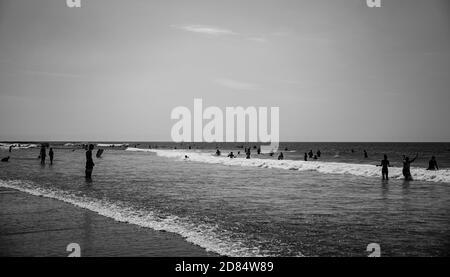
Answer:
[171, 98, 280, 152]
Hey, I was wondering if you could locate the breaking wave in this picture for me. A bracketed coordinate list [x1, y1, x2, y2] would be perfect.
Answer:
[127, 148, 450, 183]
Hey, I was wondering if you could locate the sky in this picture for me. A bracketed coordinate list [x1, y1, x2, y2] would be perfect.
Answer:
[0, 0, 449, 142]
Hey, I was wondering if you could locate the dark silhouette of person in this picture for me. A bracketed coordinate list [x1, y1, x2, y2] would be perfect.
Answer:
[351, 149, 355, 153]
[278, 152, 284, 160]
[49, 148, 54, 165]
[269, 151, 274, 157]
[40, 145, 46, 165]
[9, 145, 12, 153]
[313, 155, 318, 160]
[228, 152, 235, 158]
[427, 156, 439, 170]
[216, 149, 221, 156]
[85, 144, 95, 180]
[317, 150, 321, 158]
[377, 154, 391, 180]
[257, 147, 261, 155]
[246, 152, 251, 159]
[304, 153, 308, 161]
[402, 153, 418, 181]
[308, 150, 313, 158]
[364, 150, 368, 158]
[185, 155, 189, 159]
[96, 149, 104, 158]
[1, 156, 9, 162]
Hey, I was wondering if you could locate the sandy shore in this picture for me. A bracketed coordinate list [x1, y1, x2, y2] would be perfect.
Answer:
[0, 187, 216, 257]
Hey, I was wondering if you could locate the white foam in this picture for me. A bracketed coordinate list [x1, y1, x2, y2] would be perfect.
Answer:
[97, 143, 129, 147]
[126, 148, 450, 184]
[0, 143, 38, 149]
[0, 179, 274, 257]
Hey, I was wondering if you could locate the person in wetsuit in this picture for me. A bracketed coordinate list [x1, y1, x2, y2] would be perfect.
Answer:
[216, 149, 221, 156]
[377, 154, 391, 180]
[364, 150, 368, 158]
[402, 153, 418, 181]
[317, 150, 321, 158]
[427, 156, 439, 170]
[304, 153, 308, 161]
[85, 144, 95, 180]
[308, 150, 313, 158]
[228, 152, 235, 158]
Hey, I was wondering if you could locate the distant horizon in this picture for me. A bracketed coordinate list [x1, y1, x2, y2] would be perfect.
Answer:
[1, 140, 450, 144]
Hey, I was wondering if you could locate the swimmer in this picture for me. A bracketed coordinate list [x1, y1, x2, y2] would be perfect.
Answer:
[216, 149, 221, 156]
[427, 156, 439, 170]
[85, 144, 95, 180]
[402, 153, 418, 181]
[377, 154, 392, 180]
[40, 145, 46, 165]
[228, 152, 235, 158]
[1, 156, 10, 162]
[49, 148, 54, 165]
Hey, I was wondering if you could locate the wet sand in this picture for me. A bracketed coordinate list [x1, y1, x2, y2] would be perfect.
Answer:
[0, 187, 216, 257]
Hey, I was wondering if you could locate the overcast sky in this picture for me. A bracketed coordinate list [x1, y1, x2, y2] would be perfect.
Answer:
[0, 0, 449, 142]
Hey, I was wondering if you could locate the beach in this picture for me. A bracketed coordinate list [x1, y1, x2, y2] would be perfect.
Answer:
[0, 187, 215, 257]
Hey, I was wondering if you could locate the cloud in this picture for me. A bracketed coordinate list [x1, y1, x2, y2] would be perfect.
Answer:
[172, 25, 238, 36]
[215, 78, 259, 91]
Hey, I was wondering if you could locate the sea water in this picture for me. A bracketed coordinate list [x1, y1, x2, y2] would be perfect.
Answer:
[1, 142, 449, 256]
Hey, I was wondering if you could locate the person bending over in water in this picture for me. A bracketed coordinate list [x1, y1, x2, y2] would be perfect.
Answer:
[85, 144, 95, 180]
[402, 153, 418, 181]
[227, 152, 235, 158]
[377, 154, 392, 180]
[427, 156, 439, 170]
[216, 149, 221, 156]
[278, 152, 284, 160]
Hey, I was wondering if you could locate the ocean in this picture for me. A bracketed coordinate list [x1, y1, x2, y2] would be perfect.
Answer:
[1, 142, 449, 256]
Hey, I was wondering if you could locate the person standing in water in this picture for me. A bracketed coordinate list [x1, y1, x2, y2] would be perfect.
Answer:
[402, 153, 418, 181]
[49, 148, 54, 165]
[9, 145, 12, 153]
[377, 154, 391, 180]
[85, 144, 95, 180]
[427, 156, 439, 170]
[317, 150, 321, 158]
[364, 150, 368, 158]
[304, 153, 308, 161]
[40, 145, 46, 165]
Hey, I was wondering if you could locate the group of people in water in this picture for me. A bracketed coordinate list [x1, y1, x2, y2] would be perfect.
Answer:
[377, 153, 439, 181]
[212, 146, 441, 181]
[1, 144, 105, 181]
[217, 146, 287, 160]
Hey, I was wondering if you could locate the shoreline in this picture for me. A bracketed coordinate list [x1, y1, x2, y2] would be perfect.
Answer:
[0, 187, 217, 257]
